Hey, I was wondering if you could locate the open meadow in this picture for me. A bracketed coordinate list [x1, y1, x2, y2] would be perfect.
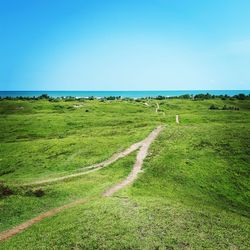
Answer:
[0, 97, 249, 249]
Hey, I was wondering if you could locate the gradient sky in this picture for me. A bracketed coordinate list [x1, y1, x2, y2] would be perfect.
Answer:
[0, 0, 250, 90]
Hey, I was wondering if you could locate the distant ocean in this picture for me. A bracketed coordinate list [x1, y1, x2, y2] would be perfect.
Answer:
[0, 90, 249, 98]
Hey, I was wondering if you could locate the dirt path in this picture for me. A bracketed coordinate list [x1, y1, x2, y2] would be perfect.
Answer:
[155, 102, 160, 113]
[0, 198, 88, 242]
[23, 141, 144, 186]
[0, 126, 163, 242]
[176, 114, 179, 124]
[103, 125, 163, 197]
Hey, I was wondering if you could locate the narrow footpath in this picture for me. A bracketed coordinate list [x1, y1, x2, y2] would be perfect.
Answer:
[0, 126, 163, 242]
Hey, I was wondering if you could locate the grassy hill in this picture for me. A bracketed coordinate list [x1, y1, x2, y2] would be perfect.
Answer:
[0, 98, 249, 249]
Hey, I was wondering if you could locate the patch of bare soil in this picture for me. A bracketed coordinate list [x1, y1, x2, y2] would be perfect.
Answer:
[103, 126, 163, 197]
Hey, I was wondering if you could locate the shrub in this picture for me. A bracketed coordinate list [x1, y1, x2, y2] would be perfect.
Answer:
[0, 183, 14, 197]
[209, 104, 219, 110]
[38, 94, 49, 99]
[222, 105, 240, 111]
[155, 95, 166, 100]
[26, 188, 45, 197]
[179, 94, 191, 99]
[33, 189, 45, 197]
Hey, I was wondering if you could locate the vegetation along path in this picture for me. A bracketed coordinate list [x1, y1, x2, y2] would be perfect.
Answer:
[23, 141, 145, 186]
[103, 125, 163, 196]
[0, 126, 163, 242]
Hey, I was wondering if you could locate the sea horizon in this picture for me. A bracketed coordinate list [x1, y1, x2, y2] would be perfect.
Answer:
[0, 90, 250, 98]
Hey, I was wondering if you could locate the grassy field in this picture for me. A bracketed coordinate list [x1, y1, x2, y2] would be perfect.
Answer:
[0, 98, 249, 249]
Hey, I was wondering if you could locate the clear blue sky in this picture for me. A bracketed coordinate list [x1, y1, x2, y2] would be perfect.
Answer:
[0, 0, 250, 90]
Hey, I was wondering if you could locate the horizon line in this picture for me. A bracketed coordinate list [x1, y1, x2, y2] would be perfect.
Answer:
[1, 89, 250, 92]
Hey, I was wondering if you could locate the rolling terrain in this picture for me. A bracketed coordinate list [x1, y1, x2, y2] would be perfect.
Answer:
[0, 97, 249, 249]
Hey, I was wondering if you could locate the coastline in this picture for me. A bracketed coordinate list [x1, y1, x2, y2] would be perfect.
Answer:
[0, 90, 250, 98]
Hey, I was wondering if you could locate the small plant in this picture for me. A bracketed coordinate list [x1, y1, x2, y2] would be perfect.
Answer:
[26, 188, 45, 197]
[33, 189, 45, 197]
[222, 105, 240, 110]
[0, 183, 14, 197]
[209, 104, 219, 110]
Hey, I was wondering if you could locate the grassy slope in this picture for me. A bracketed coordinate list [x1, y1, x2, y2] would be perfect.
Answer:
[0, 98, 249, 249]
[0, 153, 136, 232]
[0, 100, 162, 182]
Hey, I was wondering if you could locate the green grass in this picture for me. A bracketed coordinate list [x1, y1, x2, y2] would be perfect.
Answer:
[0, 99, 162, 182]
[4, 197, 247, 249]
[134, 123, 250, 215]
[0, 153, 136, 232]
[0, 98, 249, 249]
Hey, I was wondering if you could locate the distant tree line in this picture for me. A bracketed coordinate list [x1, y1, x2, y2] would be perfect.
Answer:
[0, 94, 86, 102]
[0, 93, 249, 101]
[209, 104, 240, 110]
[193, 93, 250, 100]
[151, 93, 250, 100]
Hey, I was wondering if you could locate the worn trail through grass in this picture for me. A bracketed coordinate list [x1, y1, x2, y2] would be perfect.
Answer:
[22, 140, 145, 186]
[103, 125, 163, 196]
[0, 126, 163, 242]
